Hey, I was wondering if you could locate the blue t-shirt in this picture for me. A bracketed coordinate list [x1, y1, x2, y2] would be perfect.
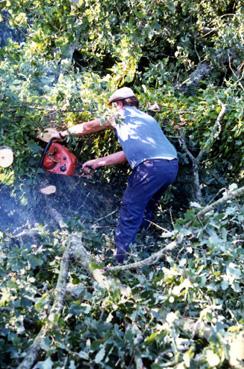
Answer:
[114, 106, 177, 168]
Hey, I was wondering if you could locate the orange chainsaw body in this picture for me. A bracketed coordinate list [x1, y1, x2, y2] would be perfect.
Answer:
[42, 141, 78, 176]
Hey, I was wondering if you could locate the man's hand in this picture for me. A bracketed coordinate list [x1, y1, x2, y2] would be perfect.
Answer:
[49, 130, 63, 140]
[82, 152, 127, 175]
[37, 128, 62, 143]
[82, 159, 102, 174]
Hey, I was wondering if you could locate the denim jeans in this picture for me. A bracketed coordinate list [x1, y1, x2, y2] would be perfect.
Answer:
[115, 159, 178, 263]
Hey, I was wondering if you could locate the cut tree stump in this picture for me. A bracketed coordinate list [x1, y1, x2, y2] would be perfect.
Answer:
[0, 146, 14, 168]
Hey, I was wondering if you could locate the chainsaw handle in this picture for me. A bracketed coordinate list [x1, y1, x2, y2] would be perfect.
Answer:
[85, 164, 95, 170]
[40, 138, 57, 168]
[80, 164, 100, 179]
[81, 164, 95, 175]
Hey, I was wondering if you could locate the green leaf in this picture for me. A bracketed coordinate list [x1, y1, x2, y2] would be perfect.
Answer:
[88, 262, 104, 271]
[206, 350, 221, 367]
[78, 351, 89, 360]
[94, 346, 106, 364]
[221, 280, 229, 290]
[145, 332, 160, 344]
[34, 357, 53, 369]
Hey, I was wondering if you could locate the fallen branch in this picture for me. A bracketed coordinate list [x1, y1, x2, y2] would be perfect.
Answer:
[105, 241, 177, 272]
[70, 233, 120, 290]
[197, 185, 244, 219]
[46, 207, 67, 229]
[17, 242, 72, 369]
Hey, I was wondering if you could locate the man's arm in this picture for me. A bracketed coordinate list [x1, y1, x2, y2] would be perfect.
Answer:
[82, 151, 127, 173]
[49, 118, 112, 139]
[61, 118, 112, 137]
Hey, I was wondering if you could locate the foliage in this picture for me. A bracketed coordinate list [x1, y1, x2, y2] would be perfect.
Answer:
[0, 1, 244, 368]
[0, 197, 243, 368]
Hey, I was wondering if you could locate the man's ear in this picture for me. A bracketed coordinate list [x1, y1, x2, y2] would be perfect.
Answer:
[115, 100, 124, 109]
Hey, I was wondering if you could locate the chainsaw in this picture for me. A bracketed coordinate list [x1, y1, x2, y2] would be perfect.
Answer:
[40, 138, 97, 179]
[40, 138, 78, 176]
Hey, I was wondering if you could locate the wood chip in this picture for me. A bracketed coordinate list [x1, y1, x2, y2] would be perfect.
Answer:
[40, 185, 57, 195]
[0, 146, 14, 168]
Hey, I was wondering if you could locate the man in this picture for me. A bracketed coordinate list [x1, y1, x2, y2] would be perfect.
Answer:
[51, 87, 178, 263]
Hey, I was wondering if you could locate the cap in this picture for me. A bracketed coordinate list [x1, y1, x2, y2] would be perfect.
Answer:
[108, 87, 135, 104]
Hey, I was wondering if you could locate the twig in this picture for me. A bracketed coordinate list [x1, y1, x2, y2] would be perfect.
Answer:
[157, 360, 179, 368]
[202, 28, 217, 38]
[146, 220, 170, 233]
[95, 209, 117, 223]
[194, 38, 201, 63]
[228, 51, 238, 79]
[200, 100, 226, 154]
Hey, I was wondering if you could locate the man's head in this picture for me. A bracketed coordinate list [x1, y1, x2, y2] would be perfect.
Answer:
[109, 87, 139, 108]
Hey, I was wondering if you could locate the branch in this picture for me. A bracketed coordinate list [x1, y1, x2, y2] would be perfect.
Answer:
[17, 242, 72, 369]
[105, 241, 177, 272]
[190, 100, 226, 164]
[70, 233, 119, 290]
[179, 101, 227, 203]
[49, 245, 71, 319]
[181, 318, 244, 367]
[46, 207, 67, 229]
[178, 63, 212, 92]
[179, 131, 195, 163]
[198, 100, 226, 162]
[181, 318, 212, 340]
[197, 185, 244, 219]
[179, 131, 202, 203]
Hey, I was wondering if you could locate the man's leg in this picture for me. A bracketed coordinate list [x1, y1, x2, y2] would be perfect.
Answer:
[140, 183, 169, 230]
[115, 159, 178, 263]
